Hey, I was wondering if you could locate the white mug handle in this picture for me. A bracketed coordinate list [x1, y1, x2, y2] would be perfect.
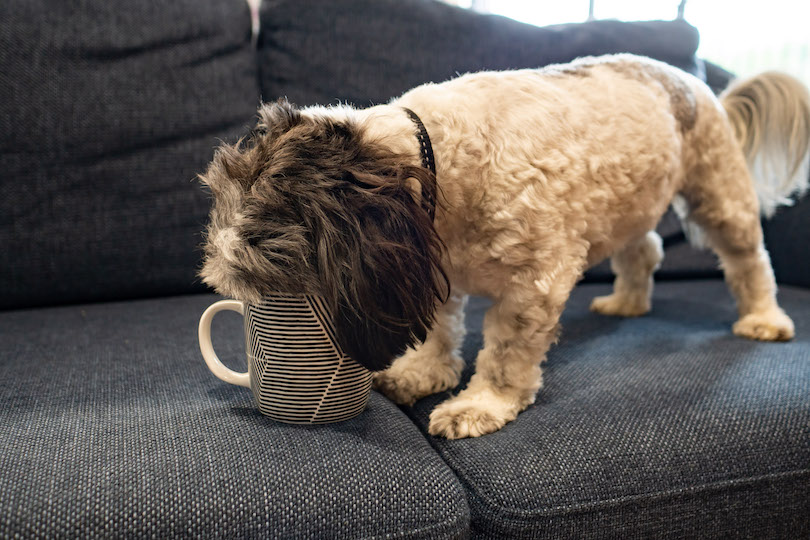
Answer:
[198, 299, 251, 388]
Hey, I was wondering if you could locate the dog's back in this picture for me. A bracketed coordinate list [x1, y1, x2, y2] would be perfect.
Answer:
[396, 54, 808, 273]
[396, 54, 713, 276]
[385, 55, 808, 437]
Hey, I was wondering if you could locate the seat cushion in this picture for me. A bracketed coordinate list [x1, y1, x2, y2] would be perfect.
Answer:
[407, 280, 810, 538]
[764, 195, 810, 288]
[0, 0, 260, 310]
[0, 294, 469, 539]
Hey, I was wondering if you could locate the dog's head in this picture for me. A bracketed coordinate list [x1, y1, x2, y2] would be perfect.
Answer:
[198, 100, 449, 371]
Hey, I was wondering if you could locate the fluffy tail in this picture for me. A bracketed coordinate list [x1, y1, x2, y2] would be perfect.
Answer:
[721, 71, 810, 217]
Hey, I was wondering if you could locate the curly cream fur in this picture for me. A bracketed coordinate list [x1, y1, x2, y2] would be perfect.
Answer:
[207, 54, 808, 438]
[363, 55, 807, 438]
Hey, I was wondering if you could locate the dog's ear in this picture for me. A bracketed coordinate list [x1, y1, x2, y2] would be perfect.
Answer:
[315, 162, 450, 372]
[256, 98, 302, 138]
[201, 100, 300, 196]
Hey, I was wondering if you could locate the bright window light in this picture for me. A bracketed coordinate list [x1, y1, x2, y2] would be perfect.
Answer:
[447, 1, 810, 86]
[688, 1, 810, 85]
[471, 0, 592, 26]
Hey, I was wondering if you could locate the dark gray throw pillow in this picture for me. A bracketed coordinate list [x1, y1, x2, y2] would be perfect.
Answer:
[258, 0, 702, 108]
[0, 0, 260, 309]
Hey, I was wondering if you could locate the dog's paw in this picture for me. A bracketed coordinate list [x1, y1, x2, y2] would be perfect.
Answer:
[428, 389, 521, 439]
[590, 293, 650, 317]
[733, 309, 795, 342]
[428, 404, 503, 439]
[373, 351, 461, 406]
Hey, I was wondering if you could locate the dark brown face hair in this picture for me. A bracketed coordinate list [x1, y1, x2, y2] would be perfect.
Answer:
[199, 99, 449, 371]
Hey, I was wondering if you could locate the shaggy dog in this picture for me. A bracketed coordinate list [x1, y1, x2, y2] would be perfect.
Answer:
[199, 54, 810, 438]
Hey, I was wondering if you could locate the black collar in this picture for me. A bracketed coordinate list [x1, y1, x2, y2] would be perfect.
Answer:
[402, 107, 436, 176]
[402, 107, 437, 219]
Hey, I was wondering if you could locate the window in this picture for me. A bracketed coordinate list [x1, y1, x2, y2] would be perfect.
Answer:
[689, 1, 809, 86]
[446, 1, 810, 86]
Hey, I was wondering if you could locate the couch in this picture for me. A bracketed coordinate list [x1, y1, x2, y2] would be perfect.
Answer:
[1, 1, 808, 538]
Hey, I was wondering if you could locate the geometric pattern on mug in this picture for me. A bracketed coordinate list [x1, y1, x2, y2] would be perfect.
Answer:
[245, 294, 372, 424]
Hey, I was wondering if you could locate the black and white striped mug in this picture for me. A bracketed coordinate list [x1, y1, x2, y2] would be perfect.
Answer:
[198, 294, 373, 424]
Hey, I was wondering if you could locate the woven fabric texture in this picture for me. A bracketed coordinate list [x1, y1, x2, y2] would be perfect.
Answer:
[258, 0, 702, 108]
[0, 294, 469, 539]
[764, 196, 810, 288]
[258, 0, 726, 282]
[406, 280, 810, 539]
[0, 0, 259, 310]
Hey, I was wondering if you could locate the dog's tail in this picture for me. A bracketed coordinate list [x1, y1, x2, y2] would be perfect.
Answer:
[721, 71, 810, 217]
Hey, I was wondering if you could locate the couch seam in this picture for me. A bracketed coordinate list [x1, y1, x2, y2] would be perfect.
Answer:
[468, 468, 810, 520]
[373, 402, 472, 539]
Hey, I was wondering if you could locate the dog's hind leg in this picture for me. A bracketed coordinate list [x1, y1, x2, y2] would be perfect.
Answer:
[590, 230, 663, 317]
[706, 225, 793, 341]
[373, 292, 467, 406]
[681, 147, 794, 341]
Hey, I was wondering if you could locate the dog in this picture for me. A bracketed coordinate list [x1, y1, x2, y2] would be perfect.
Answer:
[198, 54, 810, 439]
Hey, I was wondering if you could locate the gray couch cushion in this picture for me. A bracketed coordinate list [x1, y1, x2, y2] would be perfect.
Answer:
[0, 0, 259, 310]
[764, 195, 810, 288]
[408, 280, 810, 538]
[0, 294, 469, 539]
[259, 0, 702, 108]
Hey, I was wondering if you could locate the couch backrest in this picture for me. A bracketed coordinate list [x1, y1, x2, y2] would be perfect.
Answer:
[5, 0, 751, 311]
[0, 0, 261, 309]
[258, 0, 703, 108]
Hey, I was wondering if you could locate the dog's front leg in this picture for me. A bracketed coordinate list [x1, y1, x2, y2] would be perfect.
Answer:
[373, 292, 468, 405]
[428, 277, 573, 439]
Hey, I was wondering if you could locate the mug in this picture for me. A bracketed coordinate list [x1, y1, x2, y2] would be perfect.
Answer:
[198, 294, 373, 424]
